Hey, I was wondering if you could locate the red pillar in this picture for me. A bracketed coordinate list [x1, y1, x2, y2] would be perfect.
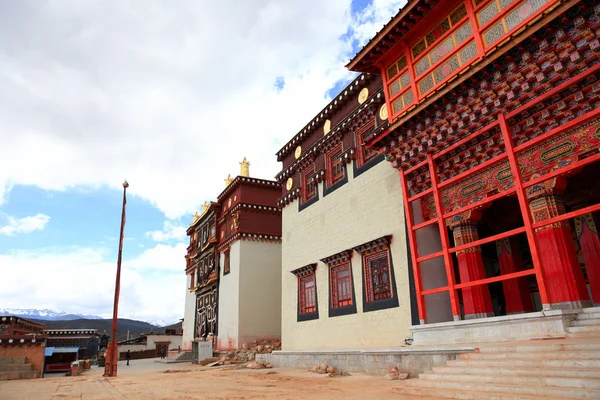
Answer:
[575, 213, 600, 305]
[450, 211, 494, 319]
[496, 238, 534, 313]
[528, 182, 590, 307]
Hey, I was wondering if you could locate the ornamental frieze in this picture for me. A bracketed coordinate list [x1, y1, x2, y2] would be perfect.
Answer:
[422, 118, 600, 223]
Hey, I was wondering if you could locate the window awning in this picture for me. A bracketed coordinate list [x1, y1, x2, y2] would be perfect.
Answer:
[45, 346, 79, 356]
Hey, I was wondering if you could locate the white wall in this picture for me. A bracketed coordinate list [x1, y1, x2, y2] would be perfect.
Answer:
[118, 335, 182, 353]
[216, 240, 241, 350]
[281, 161, 413, 350]
[181, 273, 196, 351]
[238, 240, 282, 345]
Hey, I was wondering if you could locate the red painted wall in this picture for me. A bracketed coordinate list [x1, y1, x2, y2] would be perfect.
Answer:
[239, 210, 282, 236]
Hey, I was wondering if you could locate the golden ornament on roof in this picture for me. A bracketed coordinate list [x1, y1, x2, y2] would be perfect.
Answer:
[379, 104, 388, 121]
[323, 119, 331, 135]
[358, 87, 369, 104]
[225, 174, 233, 187]
[240, 157, 250, 177]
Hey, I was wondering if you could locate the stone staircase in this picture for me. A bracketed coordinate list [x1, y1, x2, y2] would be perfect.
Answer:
[0, 356, 39, 381]
[395, 307, 600, 399]
[567, 306, 600, 337]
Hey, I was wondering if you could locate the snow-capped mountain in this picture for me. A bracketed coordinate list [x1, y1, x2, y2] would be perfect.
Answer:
[0, 308, 103, 321]
[147, 319, 171, 327]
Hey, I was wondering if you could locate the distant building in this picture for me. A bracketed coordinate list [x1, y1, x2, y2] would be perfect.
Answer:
[43, 329, 101, 373]
[215, 158, 282, 350]
[0, 316, 47, 379]
[182, 159, 282, 355]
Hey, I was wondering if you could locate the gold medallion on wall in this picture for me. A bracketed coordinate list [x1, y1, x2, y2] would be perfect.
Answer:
[323, 119, 331, 136]
[286, 177, 293, 191]
[295, 145, 302, 159]
[358, 88, 369, 104]
[379, 104, 388, 121]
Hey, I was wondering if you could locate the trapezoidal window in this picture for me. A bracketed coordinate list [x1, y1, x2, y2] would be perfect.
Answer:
[292, 264, 319, 321]
[330, 264, 353, 308]
[321, 250, 357, 317]
[301, 165, 317, 203]
[355, 118, 377, 168]
[326, 143, 344, 187]
[354, 236, 399, 312]
[223, 249, 230, 275]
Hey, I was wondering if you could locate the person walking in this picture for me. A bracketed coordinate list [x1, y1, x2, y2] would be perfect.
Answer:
[126, 350, 131, 366]
[160, 347, 165, 359]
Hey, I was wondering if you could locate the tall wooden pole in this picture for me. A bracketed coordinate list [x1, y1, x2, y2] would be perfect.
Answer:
[104, 180, 129, 377]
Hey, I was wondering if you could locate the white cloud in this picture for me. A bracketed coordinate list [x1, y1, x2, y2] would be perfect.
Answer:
[0, 243, 186, 322]
[0, 213, 51, 236]
[0, 0, 405, 218]
[145, 221, 187, 242]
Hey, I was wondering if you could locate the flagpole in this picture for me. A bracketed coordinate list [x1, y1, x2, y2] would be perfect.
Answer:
[104, 180, 129, 377]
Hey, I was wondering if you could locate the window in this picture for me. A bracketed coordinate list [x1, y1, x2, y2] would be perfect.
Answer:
[301, 165, 317, 203]
[364, 252, 393, 301]
[292, 264, 319, 321]
[355, 118, 377, 168]
[223, 250, 230, 275]
[326, 144, 344, 186]
[322, 250, 357, 317]
[354, 236, 399, 312]
[330, 264, 353, 308]
[189, 270, 195, 290]
[299, 275, 317, 314]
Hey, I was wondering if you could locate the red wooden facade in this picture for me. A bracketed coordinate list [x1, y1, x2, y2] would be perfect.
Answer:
[348, 0, 600, 322]
[216, 176, 282, 252]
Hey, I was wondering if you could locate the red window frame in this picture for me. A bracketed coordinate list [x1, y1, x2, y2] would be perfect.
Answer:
[301, 165, 317, 202]
[299, 274, 317, 315]
[330, 263, 353, 308]
[326, 144, 344, 186]
[363, 250, 394, 302]
[355, 118, 377, 168]
[189, 270, 195, 290]
[223, 250, 230, 275]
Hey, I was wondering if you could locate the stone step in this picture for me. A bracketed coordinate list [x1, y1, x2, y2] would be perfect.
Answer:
[0, 371, 40, 381]
[0, 357, 26, 365]
[395, 386, 580, 400]
[433, 365, 600, 379]
[419, 371, 600, 389]
[581, 306, 600, 314]
[402, 377, 600, 399]
[447, 358, 600, 368]
[0, 364, 34, 372]
[568, 325, 600, 334]
[571, 318, 600, 327]
[478, 343, 600, 353]
[460, 351, 600, 360]
[576, 312, 600, 320]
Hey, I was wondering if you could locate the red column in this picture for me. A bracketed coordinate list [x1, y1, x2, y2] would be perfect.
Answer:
[496, 238, 534, 313]
[574, 213, 600, 305]
[529, 183, 590, 307]
[450, 211, 494, 319]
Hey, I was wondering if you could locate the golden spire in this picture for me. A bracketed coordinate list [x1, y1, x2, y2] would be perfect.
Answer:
[240, 157, 250, 177]
[201, 201, 209, 215]
[191, 211, 200, 225]
[225, 174, 233, 187]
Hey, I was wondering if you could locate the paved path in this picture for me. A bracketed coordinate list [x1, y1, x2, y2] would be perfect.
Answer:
[0, 359, 428, 400]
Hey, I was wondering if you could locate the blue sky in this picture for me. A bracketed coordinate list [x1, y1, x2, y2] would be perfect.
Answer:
[0, 0, 403, 323]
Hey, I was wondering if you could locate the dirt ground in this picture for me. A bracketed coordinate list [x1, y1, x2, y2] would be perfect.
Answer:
[0, 359, 424, 400]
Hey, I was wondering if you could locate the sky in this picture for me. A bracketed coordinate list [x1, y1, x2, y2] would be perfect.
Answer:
[0, 0, 405, 324]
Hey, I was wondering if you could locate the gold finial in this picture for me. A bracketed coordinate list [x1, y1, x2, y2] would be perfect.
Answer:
[225, 174, 233, 187]
[201, 201, 209, 215]
[191, 211, 200, 225]
[240, 157, 250, 177]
